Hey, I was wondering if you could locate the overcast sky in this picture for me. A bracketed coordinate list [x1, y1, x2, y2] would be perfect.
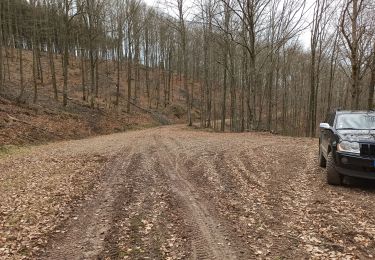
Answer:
[143, 0, 317, 49]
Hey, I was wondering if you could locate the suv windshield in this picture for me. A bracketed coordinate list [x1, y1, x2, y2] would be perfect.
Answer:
[336, 113, 375, 130]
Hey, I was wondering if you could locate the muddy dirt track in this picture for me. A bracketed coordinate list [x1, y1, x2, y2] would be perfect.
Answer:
[2, 125, 375, 259]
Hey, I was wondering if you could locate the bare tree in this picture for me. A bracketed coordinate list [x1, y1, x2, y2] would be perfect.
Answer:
[61, 0, 81, 106]
[0, 0, 3, 93]
[369, 41, 375, 109]
[340, 0, 373, 109]
[309, 0, 330, 136]
[0, 0, 373, 136]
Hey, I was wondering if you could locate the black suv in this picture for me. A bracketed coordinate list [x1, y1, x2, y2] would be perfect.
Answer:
[319, 110, 375, 185]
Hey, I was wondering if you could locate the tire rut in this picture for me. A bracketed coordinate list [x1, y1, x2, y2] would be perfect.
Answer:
[156, 135, 237, 260]
[26, 125, 375, 259]
[41, 148, 135, 260]
[98, 152, 143, 259]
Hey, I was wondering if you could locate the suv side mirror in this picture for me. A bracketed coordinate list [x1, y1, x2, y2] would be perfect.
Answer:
[319, 123, 331, 130]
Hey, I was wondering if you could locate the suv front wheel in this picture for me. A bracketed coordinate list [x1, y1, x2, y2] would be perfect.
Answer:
[326, 152, 342, 185]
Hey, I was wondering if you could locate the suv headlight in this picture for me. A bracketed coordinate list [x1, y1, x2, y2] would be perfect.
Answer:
[337, 141, 360, 154]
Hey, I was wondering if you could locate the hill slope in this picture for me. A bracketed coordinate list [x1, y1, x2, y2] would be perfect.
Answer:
[0, 48, 192, 146]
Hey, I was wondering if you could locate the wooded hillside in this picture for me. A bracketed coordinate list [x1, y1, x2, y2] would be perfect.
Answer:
[0, 0, 374, 138]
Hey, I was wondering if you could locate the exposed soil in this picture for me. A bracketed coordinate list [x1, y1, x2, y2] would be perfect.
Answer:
[2, 125, 375, 259]
[0, 48, 195, 146]
[0, 94, 161, 146]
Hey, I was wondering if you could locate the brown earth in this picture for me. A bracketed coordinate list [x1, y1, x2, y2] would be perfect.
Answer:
[1, 125, 375, 259]
[0, 95, 160, 146]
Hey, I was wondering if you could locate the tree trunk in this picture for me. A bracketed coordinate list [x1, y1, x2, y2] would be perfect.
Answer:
[81, 49, 86, 101]
[267, 52, 275, 132]
[229, 50, 236, 132]
[369, 44, 375, 110]
[62, 0, 69, 107]
[221, 57, 227, 132]
[36, 41, 43, 85]
[134, 38, 140, 105]
[89, 48, 95, 107]
[127, 32, 132, 113]
[168, 48, 173, 105]
[48, 39, 58, 101]
[32, 4, 38, 104]
[326, 33, 339, 114]
[18, 41, 25, 101]
[309, 50, 316, 137]
[7, 0, 15, 59]
[116, 33, 122, 106]
[178, 0, 191, 126]
[0, 7, 3, 93]
[32, 46, 38, 103]
[144, 29, 151, 108]
[95, 55, 99, 98]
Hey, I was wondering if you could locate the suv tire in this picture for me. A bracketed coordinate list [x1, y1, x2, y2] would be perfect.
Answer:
[326, 152, 342, 185]
[319, 147, 326, 167]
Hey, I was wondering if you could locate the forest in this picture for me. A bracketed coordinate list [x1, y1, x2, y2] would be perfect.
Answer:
[3, 1, 375, 259]
[0, 0, 374, 137]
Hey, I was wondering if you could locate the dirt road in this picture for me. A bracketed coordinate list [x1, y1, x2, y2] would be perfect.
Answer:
[2, 125, 375, 259]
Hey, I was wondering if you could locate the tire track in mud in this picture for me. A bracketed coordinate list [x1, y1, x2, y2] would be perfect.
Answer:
[35, 125, 375, 259]
[173, 136, 320, 258]
[99, 138, 192, 260]
[41, 148, 135, 260]
[258, 145, 317, 257]
[156, 135, 238, 260]
[232, 143, 319, 258]
[98, 152, 143, 259]
[166, 134, 275, 257]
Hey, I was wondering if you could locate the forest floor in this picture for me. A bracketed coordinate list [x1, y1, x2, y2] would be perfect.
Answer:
[1, 125, 375, 259]
[0, 93, 175, 146]
[0, 48, 191, 146]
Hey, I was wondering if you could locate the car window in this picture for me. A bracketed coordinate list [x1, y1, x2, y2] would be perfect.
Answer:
[336, 113, 375, 130]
